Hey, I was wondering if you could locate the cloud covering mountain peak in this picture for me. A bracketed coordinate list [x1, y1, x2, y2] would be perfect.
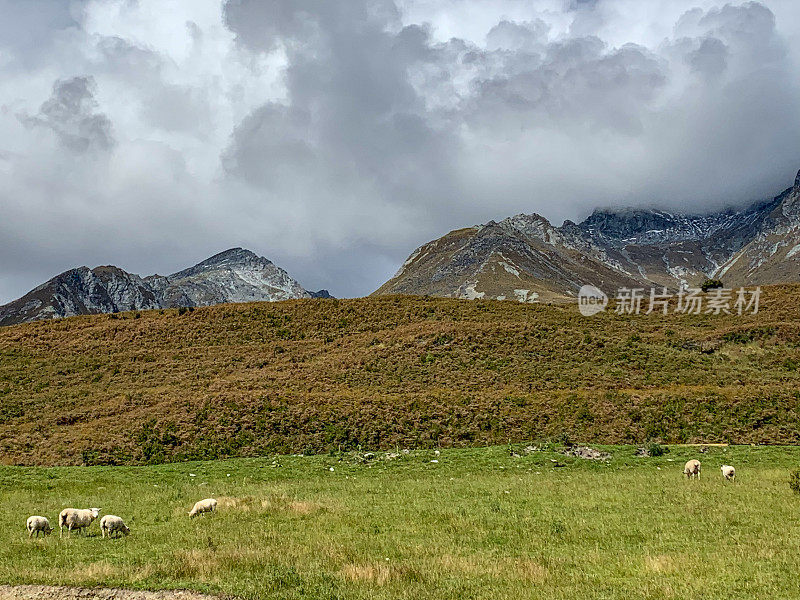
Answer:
[2, 0, 800, 302]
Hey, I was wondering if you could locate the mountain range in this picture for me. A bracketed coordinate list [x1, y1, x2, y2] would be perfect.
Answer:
[0, 248, 331, 327]
[4, 168, 800, 325]
[375, 169, 800, 302]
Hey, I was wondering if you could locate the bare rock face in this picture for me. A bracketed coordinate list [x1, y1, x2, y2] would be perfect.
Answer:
[375, 168, 800, 302]
[0, 248, 324, 326]
[0, 266, 162, 326]
[159, 248, 311, 307]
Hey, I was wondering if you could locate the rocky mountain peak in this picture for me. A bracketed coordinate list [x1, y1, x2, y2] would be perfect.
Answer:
[376, 167, 800, 301]
[172, 248, 268, 278]
[0, 248, 327, 326]
[205, 247, 260, 264]
[500, 213, 559, 244]
[580, 207, 685, 241]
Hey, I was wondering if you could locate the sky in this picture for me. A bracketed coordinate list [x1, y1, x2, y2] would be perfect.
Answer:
[1, 0, 800, 302]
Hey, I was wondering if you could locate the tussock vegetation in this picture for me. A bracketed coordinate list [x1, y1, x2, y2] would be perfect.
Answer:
[3, 286, 800, 465]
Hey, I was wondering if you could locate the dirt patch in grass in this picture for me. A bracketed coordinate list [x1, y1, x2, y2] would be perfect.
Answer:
[0, 586, 220, 600]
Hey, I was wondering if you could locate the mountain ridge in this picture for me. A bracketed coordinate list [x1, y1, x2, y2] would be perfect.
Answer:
[0, 248, 330, 326]
[375, 168, 800, 301]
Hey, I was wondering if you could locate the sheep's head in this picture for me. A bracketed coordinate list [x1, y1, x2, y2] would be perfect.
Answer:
[90, 508, 101, 518]
[44, 525, 54, 536]
[122, 525, 131, 535]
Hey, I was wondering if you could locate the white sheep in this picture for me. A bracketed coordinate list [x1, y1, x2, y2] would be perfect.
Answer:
[188, 498, 217, 518]
[26, 516, 54, 538]
[683, 459, 701, 479]
[59, 508, 100, 537]
[721, 464, 736, 482]
[100, 515, 130, 538]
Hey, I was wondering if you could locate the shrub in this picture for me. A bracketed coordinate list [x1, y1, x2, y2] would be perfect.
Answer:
[135, 419, 180, 464]
[554, 432, 573, 449]
[701, 279, 724, 292]
[722, 326, 776, 344]
[790, 469, 800, 494]
[646, 442, 668, 457]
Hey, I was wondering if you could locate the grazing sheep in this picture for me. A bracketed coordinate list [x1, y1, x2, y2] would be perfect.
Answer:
[100, 515, 130, 538]
[59, 508, 100, 537]
[26, 516, 54, 538]
[721, 464, 736, 482]
[684, 459, 701, 479]
[188, 498, 217, 518]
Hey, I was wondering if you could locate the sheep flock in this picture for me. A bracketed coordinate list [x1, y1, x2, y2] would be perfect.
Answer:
[23, 455, 737, 542]
[26, 498, 217, 541]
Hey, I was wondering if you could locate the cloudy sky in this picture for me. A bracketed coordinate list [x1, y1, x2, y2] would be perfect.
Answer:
[1, 0, 800, 301]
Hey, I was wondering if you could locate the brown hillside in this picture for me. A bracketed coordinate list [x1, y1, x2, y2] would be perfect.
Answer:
[2, 287, 800, 465]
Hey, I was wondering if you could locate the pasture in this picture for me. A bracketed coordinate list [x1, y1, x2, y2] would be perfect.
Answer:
[2, 444, 800, 599]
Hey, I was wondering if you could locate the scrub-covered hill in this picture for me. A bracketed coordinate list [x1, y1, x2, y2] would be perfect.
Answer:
[2, 286, 800, 465]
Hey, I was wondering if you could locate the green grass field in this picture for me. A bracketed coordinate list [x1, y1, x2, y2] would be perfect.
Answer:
[3, 444, 800, 599]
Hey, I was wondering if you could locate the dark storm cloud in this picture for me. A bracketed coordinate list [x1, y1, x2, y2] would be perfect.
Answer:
[219, 0, 800, 288]
[222, 0, 460, 220]
[22, 76, 115, 152]
[1, 0, 800, 304]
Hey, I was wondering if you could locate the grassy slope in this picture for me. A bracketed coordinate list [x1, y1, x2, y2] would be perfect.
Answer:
[3, 445, 800, 599]
[2, 286, 800, 465]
